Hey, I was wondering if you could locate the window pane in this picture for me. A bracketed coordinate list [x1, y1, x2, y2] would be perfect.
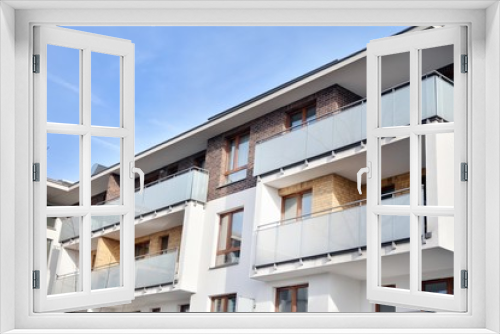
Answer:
[226, 169, 246, 184]
[91, 52, 121, 127]
[289, 112, 302, 129]
[380, 135, 410, 204]
[227, 139, 236, 170]
[91, 136, 121, 206]
[135, 242, 150, 257]
[237, 134, 250, 167]
[49, 216, 81, 295]
[380, 215, 410, 290]
[421, 216, 454, 295]
[423, 280, 451, 294]
[91, 217, 121, 291]
[231, 211, 243, 249]
[218, 215, 229, 251]
[378, 304, 396, 312]
[301, 192, 312, 218]
[47, 133, 80, 206]
[296, 287, 308, 312]
[47, 45, 80, 124]
[283, 196, 298, 221]
[161, 236, 169, 251]
[213, 298, 223, 312]
[306, 106, 316, 123]
[421, 45, 454, 124]
[380, 52, 410, 127]
[227, 296, 237, 312]
[420, 133, 454, 206]
[278, 289, 292, 312]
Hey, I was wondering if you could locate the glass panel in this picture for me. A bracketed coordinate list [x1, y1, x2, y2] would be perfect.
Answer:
[135, 242, 150, 257]
[47, 45, 80, 124]
[47, 133, 80, 206]
[378, 304, 396, 312]
[237, 134, 250, 167]
[420, 133, 454, 206]
[283, 196, 298, 221]
[218, 215, 229, 251]
[227, 139, 236, 170]
[301, 192, 312, 218]
[213, 298, 223, 312]
[421, 45, 454, 124]
[226, 169, 246, 184]
[161, 236, 169, 251]
[91, 52, 121, 127]
[91, 136, 121, 205]
[278, 289, 292, 312]
[380, 135, 410, 204]
[305, 106, 316, 123]
[227, 296, 237, 313]
[231, 211, 243, 249]
[290, 112, 303, 129]
[49, 216, 81, 295]
[91, 217, 121, 290]
[380, 52, 410, 128]
[420, 216, 454, 295]
[297, 287, 308, 312]
[380, 215, 410, 290]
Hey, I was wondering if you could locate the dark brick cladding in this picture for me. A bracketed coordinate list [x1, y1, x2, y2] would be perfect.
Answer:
[206, 84, 362, 201]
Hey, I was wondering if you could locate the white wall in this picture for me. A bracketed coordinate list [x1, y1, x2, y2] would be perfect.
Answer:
[0, 2, 16, 332]
[190, 187, 269, 311]
[177, 202, 206, 292]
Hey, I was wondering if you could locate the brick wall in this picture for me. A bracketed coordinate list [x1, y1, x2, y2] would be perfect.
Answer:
[104, 174, 120, 202]
[94, 237, 120, 268]
[206, 84, 361, 201]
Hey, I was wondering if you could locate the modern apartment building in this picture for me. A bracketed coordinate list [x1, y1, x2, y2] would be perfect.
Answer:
[45, 26, 456, 313]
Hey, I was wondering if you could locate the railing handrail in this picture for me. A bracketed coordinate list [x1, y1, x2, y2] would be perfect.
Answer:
[256, 70, 453, 145]
[93, 167, 208, 206]
[55, 248, 179, 278]
[256, 187, 410, 231]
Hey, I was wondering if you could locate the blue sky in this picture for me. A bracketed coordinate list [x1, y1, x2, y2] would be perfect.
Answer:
[46, 26, 406, 183]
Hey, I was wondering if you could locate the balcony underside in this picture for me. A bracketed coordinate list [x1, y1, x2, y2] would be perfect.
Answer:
[251, 245, 453, 282]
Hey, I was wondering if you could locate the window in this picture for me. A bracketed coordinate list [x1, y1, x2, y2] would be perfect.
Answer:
[135, 241, 150, 257]
[287, 105, 316, 129]
[151, 307, 161, 313]
[423, 277, 453, 295]
[211, 294, 237, 312]
[179, 304, 190, 312]
[160, 236, 169, 251]
[275, 285, 308, 312]
[225, 132, 249, 184]
[216, 210, 243, 266]
[281, 190, 312, 221]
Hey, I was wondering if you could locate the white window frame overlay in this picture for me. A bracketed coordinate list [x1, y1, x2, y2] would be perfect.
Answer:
[33, 26, 136, 312]
[366, 26, 467, 312]
[0, 2, 498, 334]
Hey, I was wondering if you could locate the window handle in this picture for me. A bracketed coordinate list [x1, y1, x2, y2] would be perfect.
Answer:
[130, 162, 145, 195]
[357, 162, 371, 195]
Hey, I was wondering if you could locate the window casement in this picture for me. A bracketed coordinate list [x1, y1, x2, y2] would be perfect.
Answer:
[281, 190, 312, 221]
[286, 104, 316, 130]
[215, 209, 243, 266]
[211, 294, 237, 312]
[224, 132, 250, 184]
[275, 284, 308, 312]
[33, 25, 142, 312]
[362, 26, 467, 312]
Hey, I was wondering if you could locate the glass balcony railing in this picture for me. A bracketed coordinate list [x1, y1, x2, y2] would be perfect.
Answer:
[51, 249, 178, 294]
[59, 167, 209, 242]
[254, 190, 413, 268]
[253, 73, 454, 176]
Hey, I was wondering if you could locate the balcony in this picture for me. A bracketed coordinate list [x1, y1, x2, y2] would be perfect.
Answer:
[254, 191, 412, 268]
[59, 167, 209, 242]
[51, 249, 178, 294]
[253, 72, 454, 176]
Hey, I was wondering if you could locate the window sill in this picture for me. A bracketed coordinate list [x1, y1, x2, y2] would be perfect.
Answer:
[216, 178, 247, 189]
[209, 262, 239, 270]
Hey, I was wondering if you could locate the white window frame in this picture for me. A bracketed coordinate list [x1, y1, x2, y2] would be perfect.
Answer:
[0, 2, 498, 334]
[365, 26, 467, 312]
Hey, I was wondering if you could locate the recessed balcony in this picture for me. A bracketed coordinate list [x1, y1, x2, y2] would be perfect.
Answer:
[59, 167, 209, 242]
[253, 72, 453, 176]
